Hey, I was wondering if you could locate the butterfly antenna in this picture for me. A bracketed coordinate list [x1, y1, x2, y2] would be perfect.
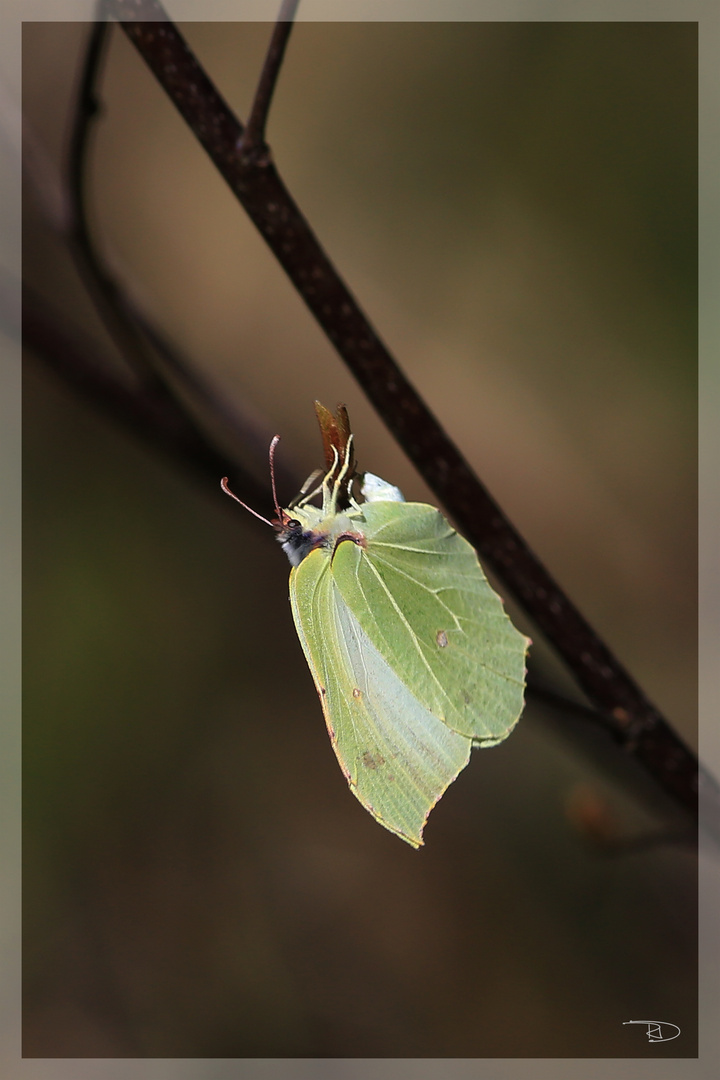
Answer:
[220, 477, 276, 527]
[268, 435, 284, 521]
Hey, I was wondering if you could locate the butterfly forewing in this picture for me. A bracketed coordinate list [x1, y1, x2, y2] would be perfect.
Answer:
[331, 501, 529, 743]
[290, 547, 472, 847]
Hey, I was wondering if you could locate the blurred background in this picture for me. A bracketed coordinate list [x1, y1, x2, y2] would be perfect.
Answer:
[21, 20, 697, 1058]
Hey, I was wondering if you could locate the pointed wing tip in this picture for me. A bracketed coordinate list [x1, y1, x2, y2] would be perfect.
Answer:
[348, 785, 427, 849]
[396, 826, 424, 850]
[369, 803, 426, 849]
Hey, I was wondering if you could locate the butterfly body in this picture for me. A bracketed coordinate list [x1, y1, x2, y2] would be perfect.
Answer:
[276, 506, 364, 567]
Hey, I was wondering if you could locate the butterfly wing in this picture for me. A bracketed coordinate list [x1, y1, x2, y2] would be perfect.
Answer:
[290, 548, 472, 847]
[331, 501, 529, 743]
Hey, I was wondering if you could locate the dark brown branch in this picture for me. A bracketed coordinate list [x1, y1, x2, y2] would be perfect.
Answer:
[239, 0, 300, 156]
[95, 0, 710, 829]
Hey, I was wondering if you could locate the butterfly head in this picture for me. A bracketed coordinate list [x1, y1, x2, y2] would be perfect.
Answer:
[274, 512, 328, 567]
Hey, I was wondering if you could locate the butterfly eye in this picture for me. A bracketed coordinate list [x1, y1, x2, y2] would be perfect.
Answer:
[286, 518, 302, 529]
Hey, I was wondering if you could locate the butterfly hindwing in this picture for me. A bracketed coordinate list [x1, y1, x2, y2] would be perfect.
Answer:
[330, 501, 529, 743]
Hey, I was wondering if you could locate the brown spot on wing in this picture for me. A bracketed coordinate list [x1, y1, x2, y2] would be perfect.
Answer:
[361, 751, 385, 770]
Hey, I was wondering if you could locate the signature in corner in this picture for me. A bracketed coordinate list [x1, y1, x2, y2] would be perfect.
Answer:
[623, 1020, 681, 1043]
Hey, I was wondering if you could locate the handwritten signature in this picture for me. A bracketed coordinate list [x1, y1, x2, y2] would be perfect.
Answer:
[623, 1020, 680, 1043]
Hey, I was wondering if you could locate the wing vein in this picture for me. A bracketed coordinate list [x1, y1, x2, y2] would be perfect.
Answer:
[359, 552, 456, 714]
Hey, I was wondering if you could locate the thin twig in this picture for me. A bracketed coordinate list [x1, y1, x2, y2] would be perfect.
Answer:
[19, 272, 616, 745]
[61, 12, 292, 499]
[17, 264, 636, 739]
[525, 678, 618, 732]
[66, 17, 164, 392]
[22, 282, 274, 506]
[238, 0, 300, 157]
[101, 0, 712, 830]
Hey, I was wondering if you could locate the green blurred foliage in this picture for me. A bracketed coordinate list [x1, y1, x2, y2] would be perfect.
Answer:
[22, 21, 696, 1058]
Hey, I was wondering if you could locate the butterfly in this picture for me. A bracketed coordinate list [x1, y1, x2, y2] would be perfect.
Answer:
[222, 403, 529, 847]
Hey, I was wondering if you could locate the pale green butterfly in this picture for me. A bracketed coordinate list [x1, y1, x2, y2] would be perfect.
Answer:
[222, 404, 529, 847]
